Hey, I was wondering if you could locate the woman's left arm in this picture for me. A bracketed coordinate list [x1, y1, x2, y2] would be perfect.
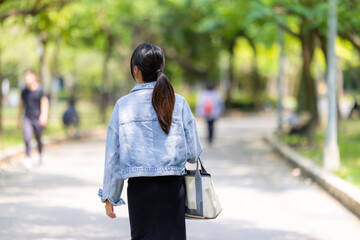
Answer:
[39, 96, 49, 127]
[183, 100, 203, 163]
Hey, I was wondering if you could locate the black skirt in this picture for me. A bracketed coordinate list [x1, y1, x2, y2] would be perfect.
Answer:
[127, 175, 186, 240]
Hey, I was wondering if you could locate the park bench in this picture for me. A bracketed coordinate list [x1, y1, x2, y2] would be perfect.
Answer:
[288, 112, 312, 136]
[283, 112, 313, 145]
[348, 98, 359, 119]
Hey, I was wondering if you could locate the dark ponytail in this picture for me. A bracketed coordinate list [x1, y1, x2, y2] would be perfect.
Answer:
[152, 70, 175, 134]
[130, 43, 175, 134]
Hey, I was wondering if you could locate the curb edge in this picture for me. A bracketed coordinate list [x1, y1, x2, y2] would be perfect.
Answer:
[264, 134, 360, 219]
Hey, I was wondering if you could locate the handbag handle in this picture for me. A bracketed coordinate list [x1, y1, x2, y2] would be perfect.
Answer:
[197, 158, 207, 173]
[185, 158, 209, 175]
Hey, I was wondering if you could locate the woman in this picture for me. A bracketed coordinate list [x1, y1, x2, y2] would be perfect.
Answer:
[196, 81, 224, 145]
[98, 43, 202, 240]
[17, 70, 49, 168]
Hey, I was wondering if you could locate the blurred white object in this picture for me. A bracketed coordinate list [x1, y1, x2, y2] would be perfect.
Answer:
[23, 157, 32, 170]
[339, 96, 353, 119]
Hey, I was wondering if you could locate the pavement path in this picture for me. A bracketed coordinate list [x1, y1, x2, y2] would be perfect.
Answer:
[1, 113, 360, 240]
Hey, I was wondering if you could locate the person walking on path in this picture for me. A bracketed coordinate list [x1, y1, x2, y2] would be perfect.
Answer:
[17, 70, 49, 169]
[62, 97, 79, 137]
[196, 82, 224, 145]
[98, 43, 202, 240]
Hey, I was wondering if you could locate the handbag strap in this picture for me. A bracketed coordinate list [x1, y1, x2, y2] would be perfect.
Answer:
[195, 158, 204, 216]
[186, 157, 210, 217]
[197, 158, 208, 174]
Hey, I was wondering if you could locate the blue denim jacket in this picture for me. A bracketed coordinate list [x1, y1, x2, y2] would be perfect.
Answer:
[98, 81, 202, 206]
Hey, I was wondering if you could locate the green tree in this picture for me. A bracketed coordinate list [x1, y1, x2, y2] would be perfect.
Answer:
[338, 0, 360, 57]
[156, 0, 219, 83]
[0, 0, 71, 134]
[271, 0, 329, 141]
[195, 0, 275, 108]
[24, 3, 71, 91]
[63, 0, 136, 122]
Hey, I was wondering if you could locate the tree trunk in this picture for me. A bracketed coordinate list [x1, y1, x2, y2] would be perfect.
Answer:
[318, 33, 328, 65]
[247, 37, 262, 110]
[50, 37, 60, 78]
[225, 44, 235, 109]
[99, 34, 114, 123]
[0, 45, 2, 135]
[38, 35, 49, 93]
[251, 67, 262, 110]
[297, 28, 318, 143]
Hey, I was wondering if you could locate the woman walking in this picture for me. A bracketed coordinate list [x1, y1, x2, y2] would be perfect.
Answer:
[17, 70, 49, 169]
[98, 43, 202, 240]
[196, 81, 224, 145]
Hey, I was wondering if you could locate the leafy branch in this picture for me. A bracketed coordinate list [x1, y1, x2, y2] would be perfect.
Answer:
[0, 0, 73, 22]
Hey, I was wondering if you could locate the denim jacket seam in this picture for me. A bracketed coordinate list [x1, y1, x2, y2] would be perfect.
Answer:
[108, 124, 119, 136]
[108, 125, 120, 202]
[182, 101, 193, 129]
[119, 118, 157, 125]
[122, 166, 184, 172]
[184, 117, 194, 129]
[184, 118, 196, 161]
[181, 98, 186, 127]
[119, 118, 182, 125]
[108, 101, 120, 136]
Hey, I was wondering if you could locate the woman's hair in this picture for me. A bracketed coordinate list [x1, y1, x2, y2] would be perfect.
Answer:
[130, 43, 175, 135]
[206, 81, 216, 90]
[24, 69, 37, 76]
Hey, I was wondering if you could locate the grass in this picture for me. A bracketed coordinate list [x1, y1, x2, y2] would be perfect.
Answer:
[0, 100, 109, 151]
[280, 119, 360, 189]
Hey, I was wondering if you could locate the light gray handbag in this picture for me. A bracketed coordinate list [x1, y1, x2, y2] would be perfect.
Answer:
[184, 158, 222, 219]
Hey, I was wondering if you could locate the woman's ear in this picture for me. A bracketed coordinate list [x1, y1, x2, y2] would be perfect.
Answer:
[133, 65, 143, 83]
[133, 65, 139, 76]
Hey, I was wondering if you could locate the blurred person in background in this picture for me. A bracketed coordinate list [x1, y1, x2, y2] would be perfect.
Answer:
[62, 97, 79, 137]
[196, 81, 224, 145]
[17, 70, 49, 169]
[349, 96, 359, 119]
[98, 43, 202, 240]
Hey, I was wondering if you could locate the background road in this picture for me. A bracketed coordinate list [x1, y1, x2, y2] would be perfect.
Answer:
[1, 113, 360, 240]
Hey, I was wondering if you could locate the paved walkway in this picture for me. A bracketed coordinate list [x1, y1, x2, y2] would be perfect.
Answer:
[1, 114, 360, 240]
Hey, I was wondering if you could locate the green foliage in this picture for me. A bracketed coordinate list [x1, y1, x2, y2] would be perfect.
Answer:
[343, 65, 360, 93]
[1, 0, 360, 106]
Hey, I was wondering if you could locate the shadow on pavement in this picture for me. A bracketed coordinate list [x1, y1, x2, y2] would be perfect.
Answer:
[187, 219, 320, 240]
[0, 202, 130, 240]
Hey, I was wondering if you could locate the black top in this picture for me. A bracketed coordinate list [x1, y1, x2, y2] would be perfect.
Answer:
[21, 87, 46, 120]
[63, 106, 79, 125]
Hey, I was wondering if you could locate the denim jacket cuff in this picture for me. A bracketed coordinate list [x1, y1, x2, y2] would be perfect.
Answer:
[98, 188, 126, 206]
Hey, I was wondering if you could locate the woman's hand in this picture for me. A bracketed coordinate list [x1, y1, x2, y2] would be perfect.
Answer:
[39, 96, 49, 127]
[105, 200, 116, 218]
[39, 114, 48, 127]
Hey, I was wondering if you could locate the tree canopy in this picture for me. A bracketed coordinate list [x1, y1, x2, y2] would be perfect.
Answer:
[1, 0, 360, 130]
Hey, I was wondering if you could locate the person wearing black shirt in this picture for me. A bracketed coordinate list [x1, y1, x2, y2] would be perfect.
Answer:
[17, 70, 49, 169]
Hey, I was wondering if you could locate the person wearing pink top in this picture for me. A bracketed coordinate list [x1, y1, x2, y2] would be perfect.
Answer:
[196, 82, 224, 145]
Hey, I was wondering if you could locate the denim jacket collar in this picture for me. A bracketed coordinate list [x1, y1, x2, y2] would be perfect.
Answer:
[130, 81, 157, 93]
